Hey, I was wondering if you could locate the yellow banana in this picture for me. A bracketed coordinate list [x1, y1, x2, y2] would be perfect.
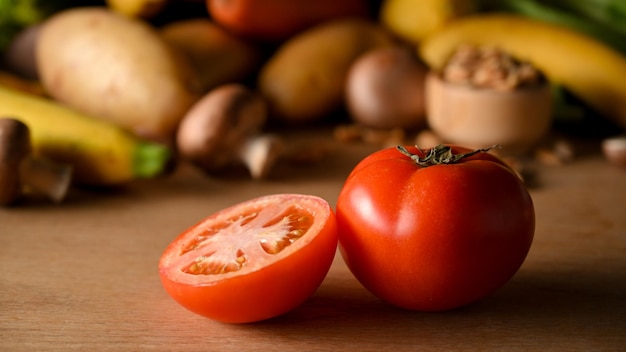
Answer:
[106, 0, 168, 19]
[420, 14, 626, 128]
[0, 85, 172, 186]
[380, 0, 476, 44]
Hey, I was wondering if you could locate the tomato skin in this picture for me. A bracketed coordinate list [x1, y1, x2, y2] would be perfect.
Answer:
[159, 194, 338, 323]
[336, 145, 535, 311]
[206, 0, 371, 42]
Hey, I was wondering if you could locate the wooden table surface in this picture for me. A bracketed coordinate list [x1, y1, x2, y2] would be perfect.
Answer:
[1, 132, 625, 351]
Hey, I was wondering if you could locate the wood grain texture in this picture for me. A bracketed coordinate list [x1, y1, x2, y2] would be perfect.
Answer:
[1, 136, 625, 352]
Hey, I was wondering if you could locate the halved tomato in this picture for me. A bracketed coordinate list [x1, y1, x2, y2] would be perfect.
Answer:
[158, 194, 338, 323]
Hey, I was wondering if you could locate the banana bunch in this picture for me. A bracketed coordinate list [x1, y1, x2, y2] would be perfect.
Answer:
[0, 85, 172, 186]
[419, 13, 626, 129]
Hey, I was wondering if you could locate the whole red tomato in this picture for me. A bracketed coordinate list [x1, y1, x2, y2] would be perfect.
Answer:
[336, 145, 535, 311]
[207, 0, 370, 42]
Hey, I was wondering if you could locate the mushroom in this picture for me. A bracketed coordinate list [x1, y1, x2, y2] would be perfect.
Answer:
[0, 117, 72, 205]
[176, 84, 282, 179]
[602, 135, 626, 168]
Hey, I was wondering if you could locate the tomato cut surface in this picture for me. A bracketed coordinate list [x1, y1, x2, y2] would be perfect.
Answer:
[158, 194, 338, 323]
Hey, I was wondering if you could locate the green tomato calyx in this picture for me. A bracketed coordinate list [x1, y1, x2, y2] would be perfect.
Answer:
[397, 144, 499, 167]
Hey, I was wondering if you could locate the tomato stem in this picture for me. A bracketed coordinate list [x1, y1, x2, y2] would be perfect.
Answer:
[397, 144, 499, 167]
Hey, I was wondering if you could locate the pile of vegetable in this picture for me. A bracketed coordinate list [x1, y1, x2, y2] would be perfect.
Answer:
[0, 0, 625, 205]
[2, 0, 625, 323]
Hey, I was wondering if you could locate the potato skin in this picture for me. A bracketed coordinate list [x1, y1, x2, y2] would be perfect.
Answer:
[160, 19, 261, 93]
[258, 18, 395, 124]
[36, 7, 199, 142]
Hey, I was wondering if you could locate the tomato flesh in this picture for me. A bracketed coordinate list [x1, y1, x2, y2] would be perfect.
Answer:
[159, 194, 338, 323]
[336, 145, 535, 311]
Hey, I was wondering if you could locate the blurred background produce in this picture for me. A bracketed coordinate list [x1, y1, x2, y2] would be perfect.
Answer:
[602, 135, 626, 168]
[258, 17, 394, 124]
[0, 85, 173, 186]
[106, 0, 168, 19]
[176, 83, 282, 179]
[380, 0, 476, 45]
[345, 45, 428, 130]
[206, 0, 372, 43]
[0, 0, 624, 204]
[160, 18, 261, 93]
[37, 7, 200, 142]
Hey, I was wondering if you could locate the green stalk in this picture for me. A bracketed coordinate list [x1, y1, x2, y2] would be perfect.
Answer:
[397, 145, 497, 167]
[542, 0, 626, 37]
[494, 0, 626, 55]
[133, 142, 174, 179]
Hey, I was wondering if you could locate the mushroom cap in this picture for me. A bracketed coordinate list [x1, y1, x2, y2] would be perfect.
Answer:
[176, 84, 267, 170]
[0, 117, 32, 204]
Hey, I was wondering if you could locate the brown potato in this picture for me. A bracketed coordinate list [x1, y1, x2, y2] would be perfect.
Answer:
[161, 19, 261, 93]
[36, 7, 200, 142]
[258, 18, 395, 124]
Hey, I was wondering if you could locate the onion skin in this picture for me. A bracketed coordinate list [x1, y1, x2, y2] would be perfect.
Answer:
[345, 46, 428, 130]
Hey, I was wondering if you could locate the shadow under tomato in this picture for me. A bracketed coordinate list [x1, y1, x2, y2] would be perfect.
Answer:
[239, 262, 626, 347]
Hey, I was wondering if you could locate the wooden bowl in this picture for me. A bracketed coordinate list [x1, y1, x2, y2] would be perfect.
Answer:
[425, 73, 553, 155]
